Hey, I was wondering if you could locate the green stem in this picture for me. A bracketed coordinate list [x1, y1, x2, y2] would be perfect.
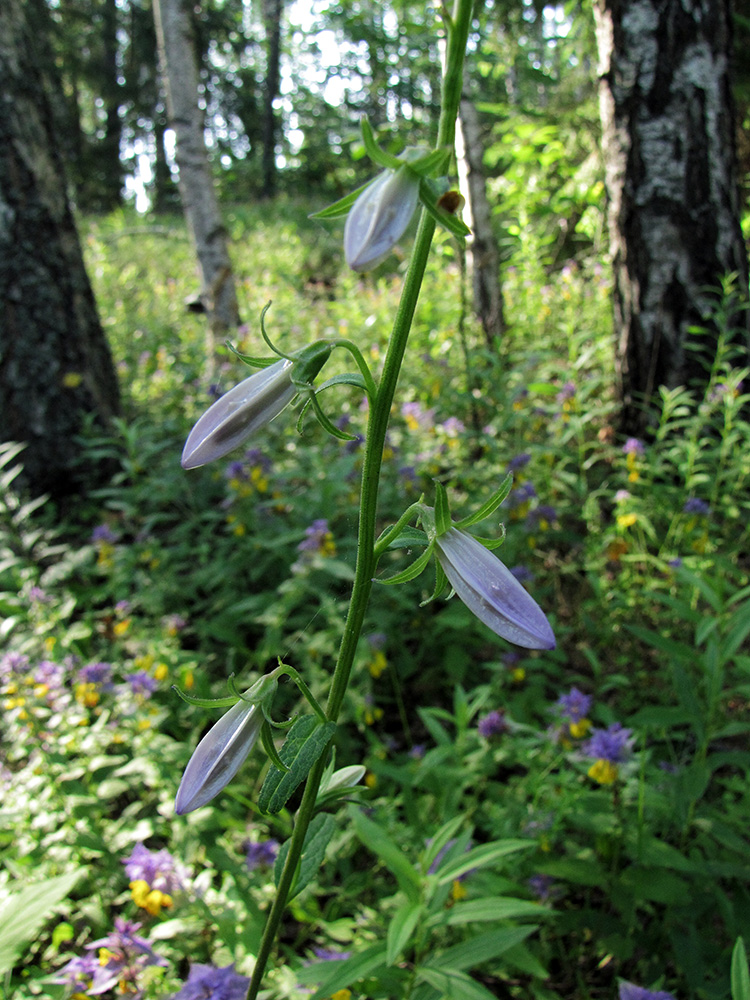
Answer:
[244, 4, 473, 995]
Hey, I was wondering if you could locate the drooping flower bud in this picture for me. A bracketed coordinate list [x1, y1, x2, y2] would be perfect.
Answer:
[181, 360, 296, 469]
[434, 527, 555, 650]
[344, 165, 421, 272]
[175, 698, 263, 814]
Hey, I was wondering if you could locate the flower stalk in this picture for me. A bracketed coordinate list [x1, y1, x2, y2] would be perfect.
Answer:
[244, 2, 476, 996]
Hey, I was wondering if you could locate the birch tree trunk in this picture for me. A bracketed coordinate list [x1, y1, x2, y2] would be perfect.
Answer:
[456, 79, 505, 345]
[261, 0, 283, 200]
[0, 0, 120, 499]
[152, 0, 239, 346]
[593, 0, 749, 434]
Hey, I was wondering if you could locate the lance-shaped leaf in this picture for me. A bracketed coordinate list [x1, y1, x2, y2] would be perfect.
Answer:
[344, 166, 421, 272]
[258, 715, 337, 814]
[434, 528, 555, 650]
[175, 698, 264, 814]
[181, 359, 296, 469]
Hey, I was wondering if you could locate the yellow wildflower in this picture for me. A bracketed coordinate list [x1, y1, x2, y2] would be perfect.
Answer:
[588, 759, 619, 785]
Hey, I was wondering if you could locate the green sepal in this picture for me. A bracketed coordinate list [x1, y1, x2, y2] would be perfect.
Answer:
[316, 372, 369, 394]
[171, 685, 236, 709]
[258, 715, 337, 814]
[361, 116, 402, 169]
[377, 541, 435, 585]
[308, 390, 358, 440]
[465, 528, 506, 550]
[404, 147, 452, 177]
[373, 500, 426, 560]
[455, 474, 513, 529]
[291, 342, 334, 386]
[261, 719, 290, 773]
[274, 813, 337, 900]
[420, 559, 450, 606]
[419, 178, 471, 239]
[382, 526, 430, 551]
[434, 481, 452, 536]
[224, 342, 278, 369]
[309, 180, 376, 220]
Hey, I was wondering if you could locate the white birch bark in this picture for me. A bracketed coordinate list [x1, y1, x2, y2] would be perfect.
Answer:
[152, 0, 239, 345]
[456, 78, 505, 344]
[593, 0, 749, 432]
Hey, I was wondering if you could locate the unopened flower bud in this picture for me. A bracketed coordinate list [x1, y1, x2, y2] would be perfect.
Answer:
[182, 360, 295, 469]
[344, 166, 420, 272]
[175, 698, 263, 814]
[434, 528, 555, 650]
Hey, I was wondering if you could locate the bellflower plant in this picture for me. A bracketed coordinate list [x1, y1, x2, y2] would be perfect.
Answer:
[171, 3, 557, 996]
[175, 694, 264, 814]
[344, 164, 421, 271]
[434, 528, 555, 650]
[181, 359, 296, 469]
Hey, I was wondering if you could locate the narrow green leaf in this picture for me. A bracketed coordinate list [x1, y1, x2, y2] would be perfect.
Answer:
[296, 943, 387, 998]
[438, 896, 551, 926]
[382, 526, 430, 551]
[731, 937, 750, 1000]
[421, 816, 466, 874]
[431, 926, 536, 971]
[455, 474, 514, 529]
[0, 870, 84, 975]
[171, 686, 237, 708]
[349, 807, 422, 903]
[258, 716, 336, 814]
[416, 965, 502, 999]
[435, 840, 534, 884]
[386, 900, 424, 965]
[274, 813, 337, 900]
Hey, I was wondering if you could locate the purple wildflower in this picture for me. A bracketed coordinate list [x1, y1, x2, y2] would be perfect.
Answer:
[298, 519, 332, 552]
[528, 873, 557, 903]
[409, 743, 426, 759]
[245, 839, 279, 872]
[683, 497, 710, 515]
[583, 722, 633, 763]
[86, 917, 167, 996]
[619, 983, 676, 1000]
[510, 564, 535, 583]
[477, 710, 508, 738]
[172, 963, 250, 1000]
[526, 504, 557, 527]
[312, 947, 352, 962]
[123, 843, 188, 895]
[507, 452, 531, 472]
[0, 651, 30, 684]
[622, 438, 644, 455]
[91, 524, 118, 543]
[55, 953, 100, 992]
[126, 671, 158, 697]
[78, 661, 113, 686]
[556, 688, 592, 723]
[556, 381, 576, 402]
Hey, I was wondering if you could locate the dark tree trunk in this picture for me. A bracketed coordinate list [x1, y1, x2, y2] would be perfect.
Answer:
[261, 0, 283, 199]
[0, 0, 121, 499]
[594, 0, 749, 434]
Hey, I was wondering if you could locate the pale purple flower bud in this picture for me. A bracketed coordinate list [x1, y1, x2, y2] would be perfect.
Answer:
[175, 698, 263, 814]
[344, 166, 420, 272]
[434, 528, 555, 650]
[181, 360, 295, 469]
